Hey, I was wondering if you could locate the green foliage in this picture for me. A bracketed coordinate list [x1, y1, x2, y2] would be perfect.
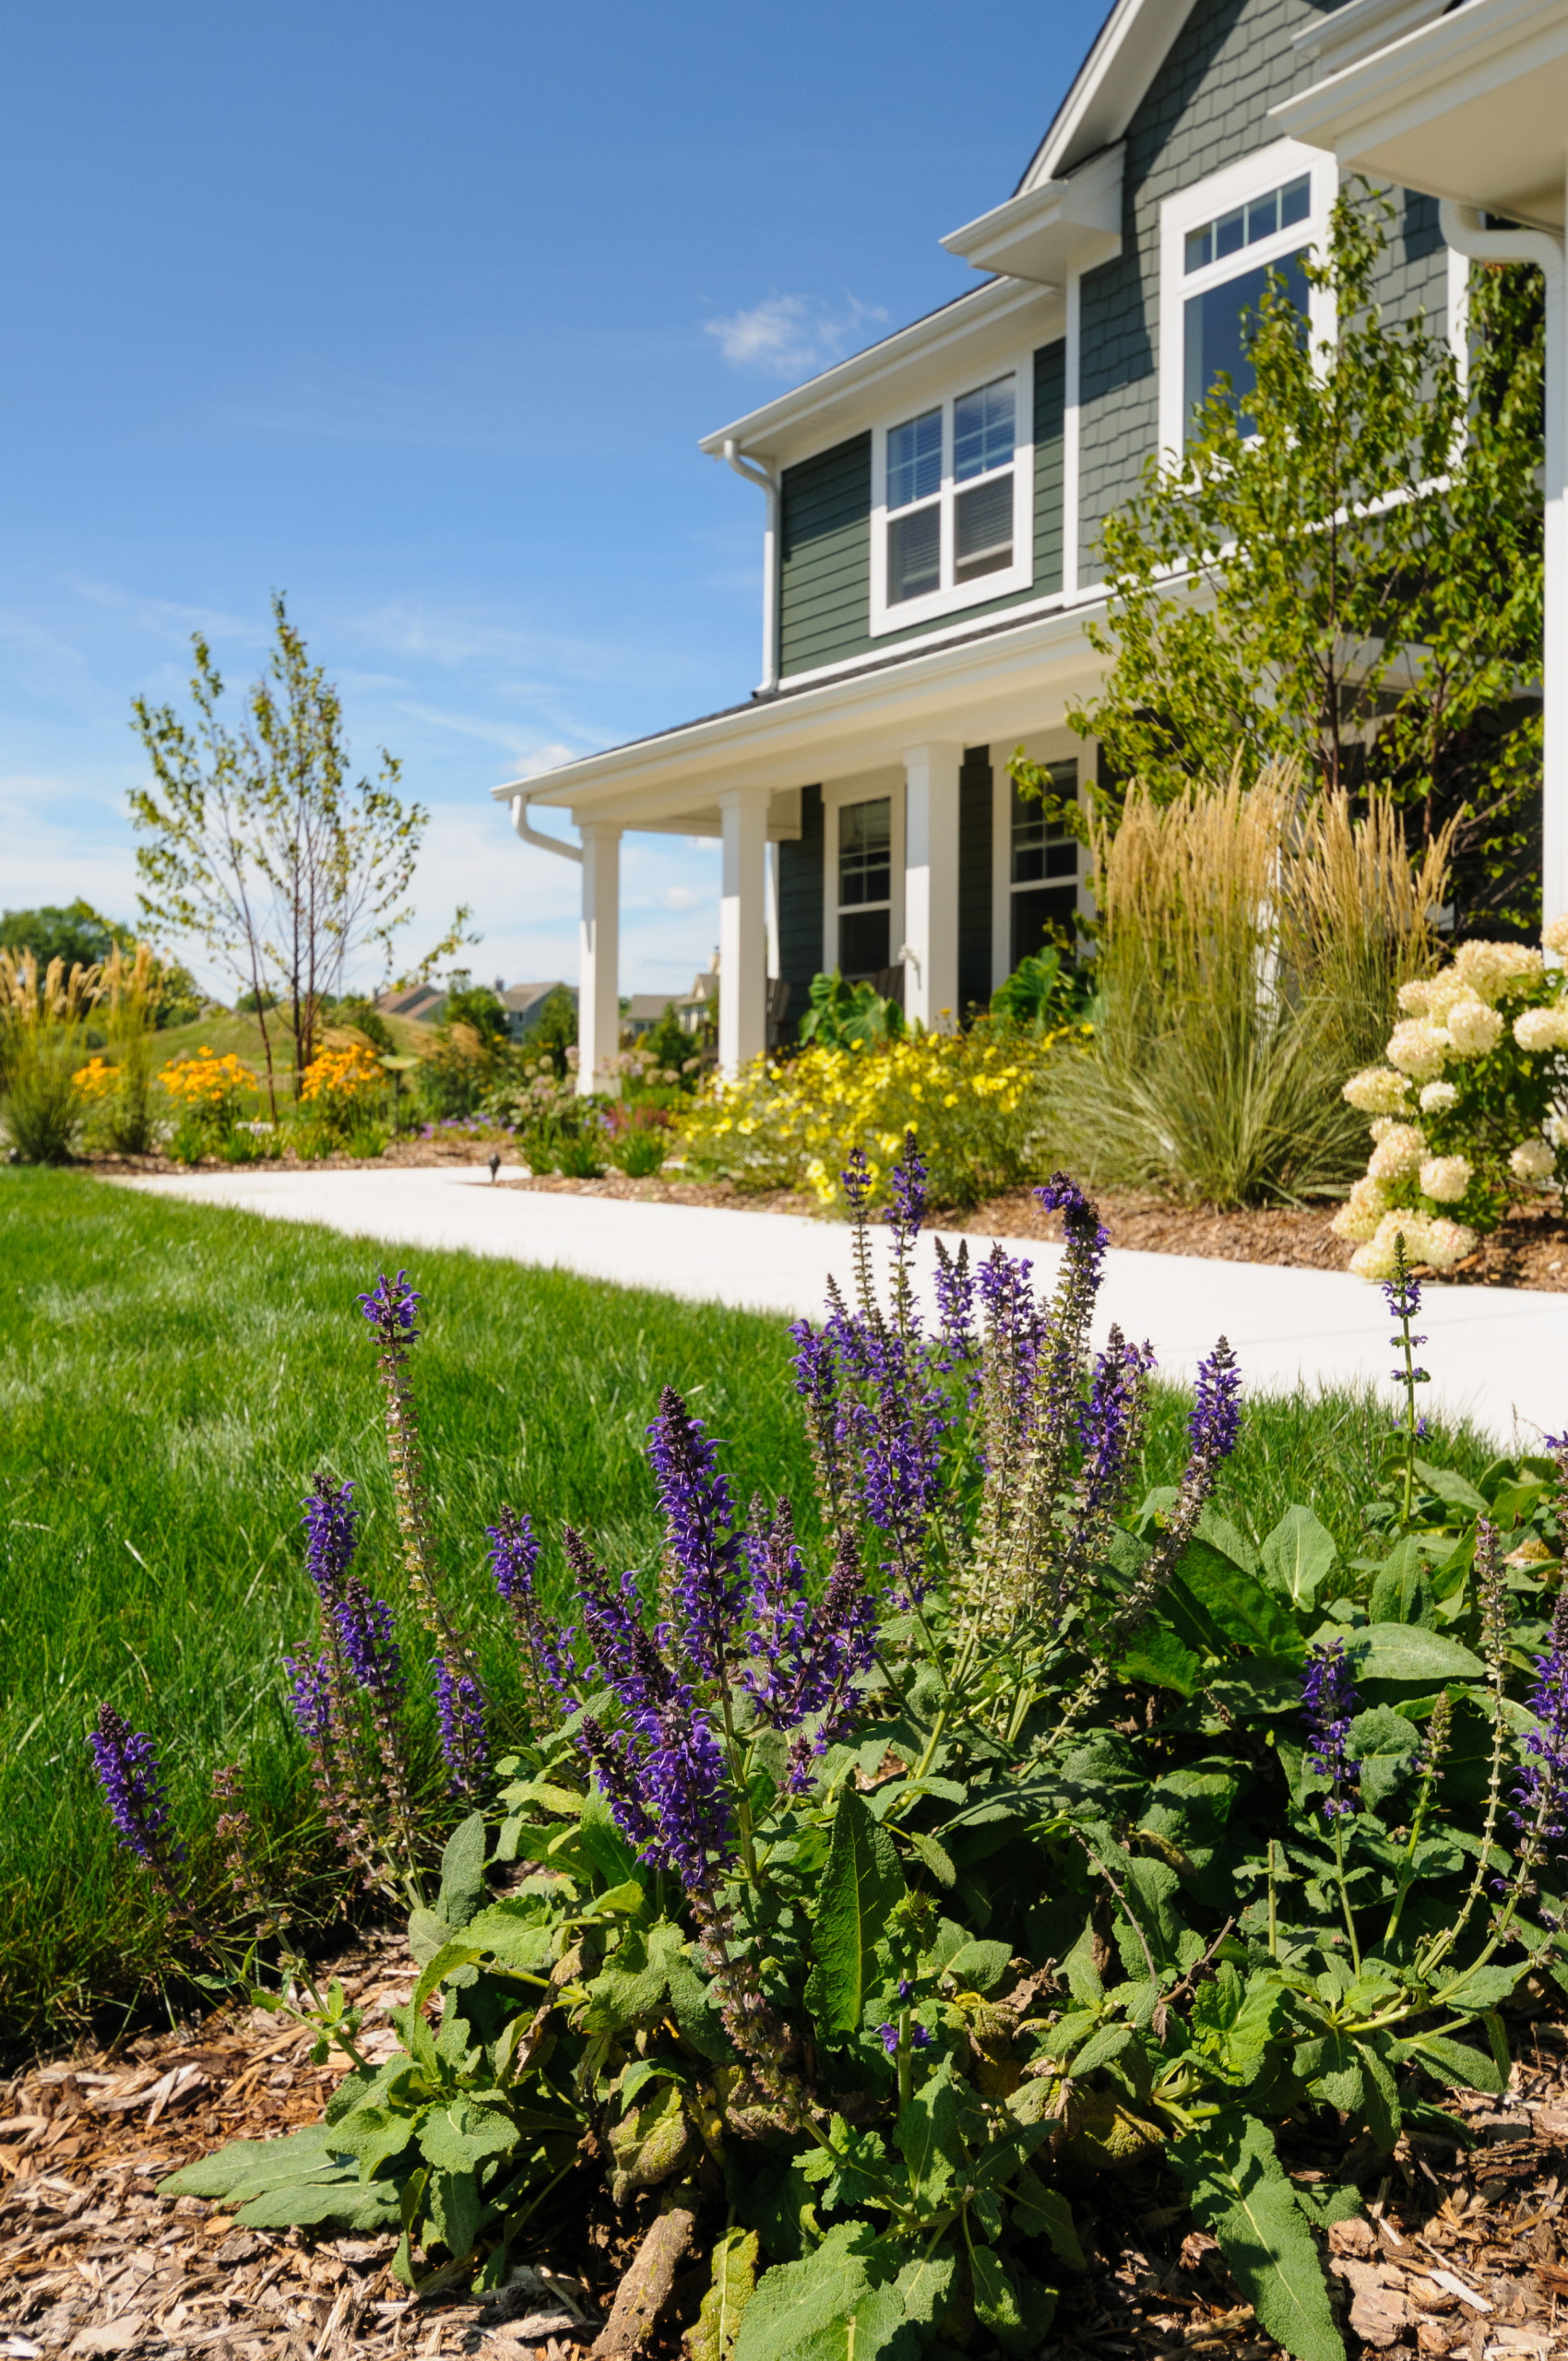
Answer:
[529, 985, 579, 1078]
[332, 998, 398, 1056]
[797, 971, 906, 1051]
[1072, 184, 1544, 928]
[442, 977, 512, 1048]
[0, 900, 125, 972]
[989, 949, 1082, 1033]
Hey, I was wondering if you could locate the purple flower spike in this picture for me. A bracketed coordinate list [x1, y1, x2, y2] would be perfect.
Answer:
[1188, 1338, 1242, 1465]
[840, 1149, 873, 1218]
[1302, 1640, 1360, 1819]
[877, 2023, 900, 2058]
[284, 1650, 333, 1746]
[1511, 1587, 1568, 1869]
[1036, 1172, 1110, 1271]
[487, 1506, 540, 1607]
[303, 1477, 357, 1604]
[336, 1580, 404, 1704]
[433, 1655, 489, 1796]
[647, 1386, 746, 1679]
[89, 1703, 185, 1872]
[358, 1269, 421, 1344]
[885, 1133, 928, 1244]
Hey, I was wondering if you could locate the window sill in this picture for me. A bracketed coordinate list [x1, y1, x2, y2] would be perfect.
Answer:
[869, 556, 1034, 639]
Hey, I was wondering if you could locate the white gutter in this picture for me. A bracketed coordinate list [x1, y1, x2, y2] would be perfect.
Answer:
[500, 789, 584, 864]
[719, 438, 780, 694]
[1439, 199, 1567, 924]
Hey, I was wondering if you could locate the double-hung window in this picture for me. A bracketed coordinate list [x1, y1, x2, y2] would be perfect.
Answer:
[837, 797, 893, 977]
[1009, 763, 1078, 967]
[1158, 141, 1332, 459]
[872, 354, 1034, 634]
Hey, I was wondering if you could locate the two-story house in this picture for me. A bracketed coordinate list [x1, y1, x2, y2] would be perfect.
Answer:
[493, 0, 1568, 1092]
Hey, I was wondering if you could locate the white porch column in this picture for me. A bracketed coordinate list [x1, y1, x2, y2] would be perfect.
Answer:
[719, 786, 770, 1075]
[576, 820, 621, 1097]
[901, 742, 963, 1030]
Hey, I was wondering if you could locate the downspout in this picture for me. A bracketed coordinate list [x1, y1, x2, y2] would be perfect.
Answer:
[504, 790, 584, 864]
[721, 438, 781, 694]
[1439, 199, 1566, 926]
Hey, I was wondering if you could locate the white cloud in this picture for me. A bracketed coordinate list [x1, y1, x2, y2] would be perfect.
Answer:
[705, 293, 888, 376]
[662, 884, 702, 910]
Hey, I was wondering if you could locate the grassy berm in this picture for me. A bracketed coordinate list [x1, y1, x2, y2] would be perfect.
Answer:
[0, 1168, 1491, 2047]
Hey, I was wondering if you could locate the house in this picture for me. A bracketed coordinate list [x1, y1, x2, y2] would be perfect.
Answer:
[498, 979, 577, 1042]
[493, 0, 1561, 1094]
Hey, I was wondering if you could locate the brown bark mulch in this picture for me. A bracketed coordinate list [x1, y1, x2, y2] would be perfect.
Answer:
[8, 1931, 1568, 2361]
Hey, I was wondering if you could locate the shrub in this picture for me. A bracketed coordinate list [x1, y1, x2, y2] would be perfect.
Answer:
[1048, 775, 1453, 1207]
[160, 1047, 261, 1162]
[87, 1166, 1566, 2360]
[297, 1040, 386, 1141]
[1332, 919, 1568, 1275]
[676, 1020, 1060, 1207]
[797, 967, 905, 1049]
[604, 1106, 671, 1177]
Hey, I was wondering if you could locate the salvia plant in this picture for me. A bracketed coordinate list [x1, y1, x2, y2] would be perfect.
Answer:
[92, 1147, 1568, 2361]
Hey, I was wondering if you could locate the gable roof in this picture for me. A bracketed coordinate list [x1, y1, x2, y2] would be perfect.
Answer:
[1016, 0, 1203, 190]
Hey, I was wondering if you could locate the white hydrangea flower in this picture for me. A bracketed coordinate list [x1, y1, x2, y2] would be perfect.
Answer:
[1368, 1122, 1427, 1180]
[1513, 1005, 1568, 1052]
[1419, 1081, 1459, 1113]
[1543, 914, 1568, 956]
[1420, 1155, 1472, 1203]
[1342, 1067, 1410, 1115]
[1510, 1136, 1557, 1184]
[1330, 1176, 1389, 1242]
[1396, 979, 1433, 1015]
[1385, 1018, 1450, 1079]
[1420, 1214, 1478, 1268]
[1443, 997, 1504, 1057]
[1454, 939, 1545, 1001]
[1351, 1208, 1476, 1278]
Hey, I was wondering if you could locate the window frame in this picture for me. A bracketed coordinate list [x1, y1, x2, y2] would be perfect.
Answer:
[869, 350, 1036, 637]
[1157, 139, 1336, 464]
[821, 778, 906, 979]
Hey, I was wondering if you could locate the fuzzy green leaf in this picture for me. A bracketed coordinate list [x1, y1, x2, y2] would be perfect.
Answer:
[1119, 1623, 1204, 1696]
[804, 1786, 905, 2041]
[1169, 2112, 1345, 2361]
[894, 2057, 960, 2207]
[417, 2101, 517, 2178]
[731, 2223, 918, 2361]
[436, 1811, 489, 1931]
[690, 2227, 759, 2361]
[1010, 2169, 1086, 2268]
[1259, 1507, 1337, 1611]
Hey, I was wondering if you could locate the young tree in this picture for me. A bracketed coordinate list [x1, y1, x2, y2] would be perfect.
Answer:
[1063, 184, 1545, 925]
[130, 596, 473, 1108]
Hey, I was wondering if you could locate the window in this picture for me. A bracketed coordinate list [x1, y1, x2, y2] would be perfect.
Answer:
[837, 798, 892, 976]
[871, 355, 1034, 634]
[1158, 143, 1331, 461]
[1009, 764, 1077, 967]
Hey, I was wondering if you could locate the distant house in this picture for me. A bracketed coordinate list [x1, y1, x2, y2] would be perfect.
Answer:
[377, 983, 446, 1025]
[499, 979, 577, 1042]
[496, 0, 1568, 1097]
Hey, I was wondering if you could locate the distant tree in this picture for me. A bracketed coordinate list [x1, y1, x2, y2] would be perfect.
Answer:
[442, 975, 512, 1047]
[130, 594, 474, 1112]
[1, 900, 125, 972]
[529, 984, 578, 1078]
[1060, 185, 1545, 926]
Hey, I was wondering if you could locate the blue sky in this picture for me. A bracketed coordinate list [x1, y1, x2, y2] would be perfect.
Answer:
[0, 0, 1102, 996]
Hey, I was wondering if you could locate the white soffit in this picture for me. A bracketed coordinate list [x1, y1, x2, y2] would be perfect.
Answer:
[1274, 0, 1568, 230]
[941, 146, 1124, 285]
[1019, 0, 1202, 189]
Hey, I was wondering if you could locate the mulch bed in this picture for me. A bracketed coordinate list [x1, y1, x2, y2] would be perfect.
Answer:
[7, 1934, 1568, 2361]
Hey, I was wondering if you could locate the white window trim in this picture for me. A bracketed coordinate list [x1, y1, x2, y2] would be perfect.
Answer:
[1158, 138, 1337, 467]
[820, 778, 905, 975]
[869, 350, 1036, 637]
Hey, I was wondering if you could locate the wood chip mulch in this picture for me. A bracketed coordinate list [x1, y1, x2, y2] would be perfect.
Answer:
[8, 1937, 1568, 2361]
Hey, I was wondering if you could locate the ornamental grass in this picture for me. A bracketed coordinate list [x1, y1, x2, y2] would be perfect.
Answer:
[0, 943, 101, 1163]
[675, 1018, 1068, 1209]
[1048, 772, 1454, 1207]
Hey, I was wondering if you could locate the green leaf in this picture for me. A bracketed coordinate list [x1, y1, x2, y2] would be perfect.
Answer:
[731, 2224, 917, 2361]
[1180, 1540, 1303, 1661]
[435, 1811, 489, 1931]
[160, 2126, 353, 2203]
[1413, 1459, 1488, 1513]
[411, 1940, 485, 2013]
[1360, 2040, 1401, 2151]
[893, 2248, 956, 2331]
[1119, 1623, 1203, 1696]
[1431, 1960, 1524, 2011]
[691, 2227, 759, 2361]
[1259, 1507, 1336, 1611]
[1369, 1537, 1434, 1631]
[1297, 2032, 1365, 2115]
[426, 2166, 481, 2260]
[943, 1939, 1011, 1993]
[1169, 2113, 1345, 2361]
[581, 1919, 684, 2032]
[905, 1829, 956, 1887]
[463, 1903, 558, 1975]
[1403, 2035, 1506, 2096]
[804, 1786, 905, 2041]
[417, 2101, 518, 2177]
[1310, 1623, 1483, 1682]
[235, 2178, 403, 2232]
[894, 2058, 960, 2207]
[1347, 1706, 1421, 1809]
[969, 2246, 1024, 2349]
[1010, 2169, 1086, 2268]
[578, 1779, 642, 1889]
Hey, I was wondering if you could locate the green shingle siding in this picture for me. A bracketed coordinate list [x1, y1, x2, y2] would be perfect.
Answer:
[777, 338, 1067, 681]
[958, 746, 993, 1016]
[1076, 0, 1454, 583]
[778, 782, 825, 1038]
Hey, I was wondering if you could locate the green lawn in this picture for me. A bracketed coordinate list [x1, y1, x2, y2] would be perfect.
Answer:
[147, 1005, 434, 1075]
[0, 1169, 1491, 2045]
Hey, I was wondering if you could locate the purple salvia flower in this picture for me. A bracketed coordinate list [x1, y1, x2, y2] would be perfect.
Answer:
[566, 1528, 667, 1713]
[433, 1655, 489, 1796]
[1099, 1335, 1240, 1652]
[840, 1148, 873, 1219]
[486, 1505, 540, 1607]
[303, 1477, 357, 1605]
[1303, 1640, 1360, 1819]
[488, 1505, 576, 1709]
[284, 1651, 333, 1746]
[791, 1316, 849, 1531]
[1510, 1585, 1568, 1870]
[335, 1579, 404, 1703]
[743, 1511, 874, 1784]
[89, 1703, 185, 1876]
[577, 1714, 658, 1853]
[885, 1132, 927, 1243]
[1188, 1336, 1242, 1465]
[840, 1321, 944, 1606]
[647, 1386, 746, 1679]
[932, 1237, 977, 1370]
[357, 1268, 421, 1343]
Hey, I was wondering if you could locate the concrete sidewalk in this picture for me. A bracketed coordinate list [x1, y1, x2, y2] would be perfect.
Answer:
[108, 1165, 1568, 1447]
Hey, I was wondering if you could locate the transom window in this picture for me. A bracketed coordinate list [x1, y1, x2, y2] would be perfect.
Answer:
[837, 798, 892, 978]
[1183, 174, 1309, 274]
[873, 360, 1032, 633]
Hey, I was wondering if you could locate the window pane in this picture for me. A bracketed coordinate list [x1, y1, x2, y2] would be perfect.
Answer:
[888, 505, 940, 602]
[887, 409, 942, 510]
[1182, 248, 1310, 441]
[1216, 203, 1245, 260]
[1185, 175, 1314, 275]
[1011, 884, 1076, 967]
[1010, 765, 1076, 885]
[1246, 188, 1279, 243]
[839, 798, 892, 909]
[955, 474, 1013, 580]
[839, 907, 891, 977]
[1281, 174, 1311, 228]
[954, 375, 1016, 481]
[1185, 224, 1213, 272]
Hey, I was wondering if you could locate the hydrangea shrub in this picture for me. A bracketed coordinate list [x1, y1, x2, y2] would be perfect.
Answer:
[1333, 919, 1568, 1276]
